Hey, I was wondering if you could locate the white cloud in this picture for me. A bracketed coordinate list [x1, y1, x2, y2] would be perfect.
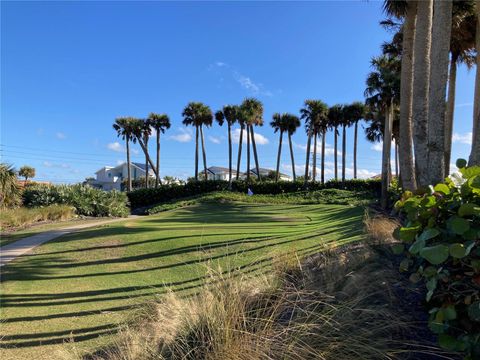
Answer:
[56, 132, 66, 140]
[371, 142, 383, 152]
[455, 102, 473, 108]
[169, 128, 192, 143]
[232, 128, 269, 145]
[107, 141, 124, 152]
[294, 141, 341, 157]
[42, 161, 70, 169]
[43, 161, 52, 167]
[208, 136, 221, 144]
[211, 61, 274, 97]
[116, 159, 124, 165]
[452, 132, 472, 145]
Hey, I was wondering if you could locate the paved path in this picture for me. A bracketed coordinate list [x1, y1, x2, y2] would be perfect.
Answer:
[0, 217, 135, 267]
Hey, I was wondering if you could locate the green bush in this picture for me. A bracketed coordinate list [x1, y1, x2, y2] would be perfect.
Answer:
[394, 159, 480, 358]
[128, 179, 381, 208]
[0, 204, 76, 229]
[23, 184, 129, 217]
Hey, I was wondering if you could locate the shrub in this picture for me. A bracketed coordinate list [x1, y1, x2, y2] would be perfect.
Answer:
[0, 204, 76, 229]
[0, 163, 21, 208]
[128, 179, 381, 208]
[394, 159, 480, 357]
[23, 184, 129, 217]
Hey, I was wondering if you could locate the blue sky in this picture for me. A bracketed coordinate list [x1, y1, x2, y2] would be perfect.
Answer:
[1, 1, 476, 183]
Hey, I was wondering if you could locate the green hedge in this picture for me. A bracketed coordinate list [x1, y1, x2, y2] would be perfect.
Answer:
[23, 184, 129, 217]
[394, 159, 480, 357]
[127, 179, 381, 208]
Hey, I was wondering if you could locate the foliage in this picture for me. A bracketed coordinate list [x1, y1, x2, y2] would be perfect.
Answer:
[0, 204, 75, 229]
[127, 179, 381, 208]
[394, 159, 480, 358]
[0, 163, 21, 208]
[23, 184, 129, 217]
[18, 165, 35, 181]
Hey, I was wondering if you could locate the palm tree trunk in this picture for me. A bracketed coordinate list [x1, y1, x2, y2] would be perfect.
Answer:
[342, 125, 346, 182]
[200, 125, 207, 181]
[469, 2, 480, 166]
[399, 0, 417, 191]
[304, 132, 312, 188]
[312, 132, 317, 183]
[427, 0, 452, 185]
[381, 104, 393, 209]
[353, 121, 358, 179]
[236, 125, 244, 180]
[155, 129, 160, 188]
[395, 141, 399, 178]
[412, 0, 433, 187]
[444, 56, 457, 175]
[275, 131, 283, 182]
[228, 123, 233, 189]
[321, 129, 326, 184]
[136, 138, 158, 178]
[126, 136, 132, 192]
[334, 126, 338, 180]
[246, 125, 251, 182]
[195, 125, 199, 181]
[288, 132, 296, 181]
[144, 137, 149, 189]
[250, 125, 261, 181]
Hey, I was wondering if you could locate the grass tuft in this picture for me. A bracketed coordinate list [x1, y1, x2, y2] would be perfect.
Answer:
[0, 204, 76, 230]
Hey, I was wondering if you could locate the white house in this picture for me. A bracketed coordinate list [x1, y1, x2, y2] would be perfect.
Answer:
[250, 167, 292, 181]
[88, 162, 154, 191]
[206, 166, 244, 181]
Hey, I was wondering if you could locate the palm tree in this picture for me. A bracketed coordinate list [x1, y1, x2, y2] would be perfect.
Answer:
[470, 1, 480, 166]
[0, 164, 21, 208]
[113, 117, 135, 191]
[411, 0, 433, 187]
[365, 55, 400, 208]
[270, 113, 289, 182]
[328, 105, 343, 180]
[340, 106, 353, 183]
[148, 113, 171, 188]
[215, 105, 238, 188]
[19, 166, 35, 184]
[446, 2, 476, 172]
[235, 116, 246, 181]
[285, 114, 301, 181]
[240, 98, 264, 181]
[182, 102, 213, 181]
[345, 102, 365, 179]
[141, 119, 152, 188]
[426, 0, 453, 185]
[300, 100, 328, 187]
[384, 0, 417, 191]
[129, 118, 159, 182]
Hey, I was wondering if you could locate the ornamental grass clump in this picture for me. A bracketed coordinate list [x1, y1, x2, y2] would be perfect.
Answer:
[394, 159, 480, 358]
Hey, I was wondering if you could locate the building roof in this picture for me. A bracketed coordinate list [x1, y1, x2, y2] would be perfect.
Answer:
[250, 167, 290, 178]
[94, 162, 152, 175]
[207, 166, 243, 175]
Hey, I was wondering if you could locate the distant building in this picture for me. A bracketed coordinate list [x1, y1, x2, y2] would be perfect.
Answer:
[206, 166, 244, 181]
[249, 167, 292, 181]
[88, 162, 154, 191]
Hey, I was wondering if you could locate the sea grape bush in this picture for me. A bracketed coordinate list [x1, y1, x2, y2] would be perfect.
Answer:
[394, 159, 480, 359]
[23, 184, 129, 217]
[127, 179, 381, 208]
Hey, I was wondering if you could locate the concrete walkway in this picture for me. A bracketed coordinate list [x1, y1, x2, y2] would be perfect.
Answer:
[0, 217, 134, 267]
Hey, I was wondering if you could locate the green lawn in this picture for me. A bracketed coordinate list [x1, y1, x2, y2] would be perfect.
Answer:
[0, 202, 365, 359]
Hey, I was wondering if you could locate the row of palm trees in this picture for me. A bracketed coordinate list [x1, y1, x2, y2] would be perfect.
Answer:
[113, 98, 370, 192]
[379, 0, 479, 195]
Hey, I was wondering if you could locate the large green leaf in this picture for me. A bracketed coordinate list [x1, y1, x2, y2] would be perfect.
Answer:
[448, 216, 470, 235]
[450, 243, 467, 259]
[399, 226, 420, 243]
[434, 183, 450, 195]
[409, 238, 425, 255]
[418, 228, 441, 242]
[458, 203, 479, 217]
[420, 245, 449, 265]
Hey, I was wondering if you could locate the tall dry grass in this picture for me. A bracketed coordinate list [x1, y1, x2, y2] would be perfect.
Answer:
[62, 233, 456, 360]
[0, 204, 76, 230]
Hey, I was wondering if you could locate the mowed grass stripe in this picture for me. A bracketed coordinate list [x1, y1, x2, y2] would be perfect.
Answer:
[0, 202, 364, 359]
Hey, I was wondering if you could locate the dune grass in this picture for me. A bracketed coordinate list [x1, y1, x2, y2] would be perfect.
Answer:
[0, 202, 365, 359]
